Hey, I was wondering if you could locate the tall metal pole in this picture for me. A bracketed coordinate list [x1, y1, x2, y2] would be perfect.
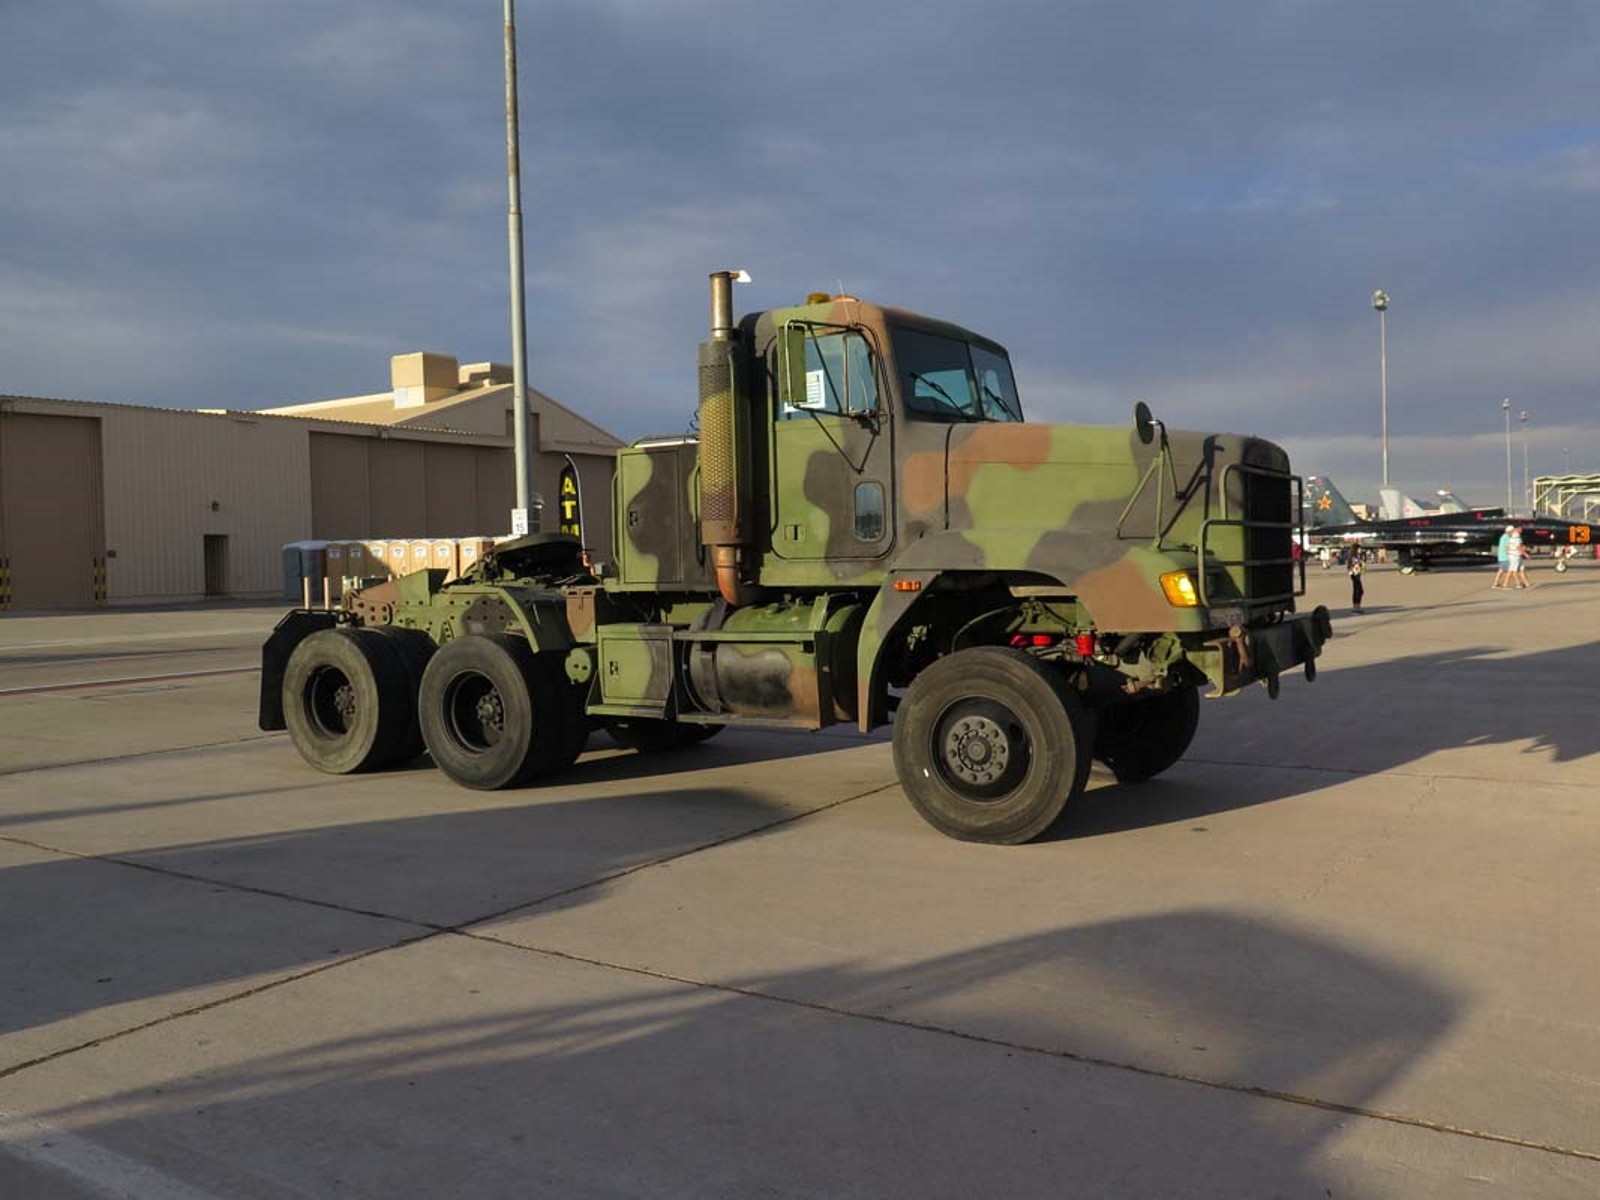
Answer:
[1501, 398, 1513, 511]
[1519, 410, 1529, 508]
[1372, 291, 1390, 488]
[504, 0, 540, 532]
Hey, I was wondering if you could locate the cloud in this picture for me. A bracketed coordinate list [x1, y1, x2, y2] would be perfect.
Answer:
[0, 0, 1596, 483]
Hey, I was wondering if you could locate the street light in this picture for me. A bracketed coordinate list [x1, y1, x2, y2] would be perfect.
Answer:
[1501, 398, 1513, 511]
[1519, 410, 1529, 509]
[1372, 290, 1390, 487]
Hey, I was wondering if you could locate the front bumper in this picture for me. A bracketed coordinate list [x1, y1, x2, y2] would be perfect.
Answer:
[1193, 605, 1333, 696]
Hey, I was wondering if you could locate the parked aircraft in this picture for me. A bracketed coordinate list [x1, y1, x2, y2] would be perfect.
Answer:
[1303, 477, 1596, 573]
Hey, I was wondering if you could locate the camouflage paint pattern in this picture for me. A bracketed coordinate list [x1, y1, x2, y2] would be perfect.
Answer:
[294, 288, 1321, 745]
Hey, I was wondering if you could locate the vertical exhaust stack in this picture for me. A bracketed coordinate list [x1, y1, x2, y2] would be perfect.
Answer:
[698, 270, 762, 606]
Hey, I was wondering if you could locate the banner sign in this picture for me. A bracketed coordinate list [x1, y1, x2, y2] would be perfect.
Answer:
[558, 455, 583, 541]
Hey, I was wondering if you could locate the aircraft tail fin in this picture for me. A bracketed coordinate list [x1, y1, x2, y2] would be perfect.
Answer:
[1379, 487, 1431, 519]
[1304, 476, 1362, 528]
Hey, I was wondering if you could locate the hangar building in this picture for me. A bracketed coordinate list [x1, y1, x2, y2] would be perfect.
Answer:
[0, 353, 621, 610]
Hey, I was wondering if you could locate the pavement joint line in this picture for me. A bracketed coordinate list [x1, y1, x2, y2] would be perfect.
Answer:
[459, 929, 1600, 1168]
[0, 931, 439, 1087]
[0, 734, 281, 779]
[6, 785, 1597, 1168]
[449, 780, 904, 933]
[0, 665, 259, 698]
[1182, 755, 1597, 793]
[0, 781, 901, 1083]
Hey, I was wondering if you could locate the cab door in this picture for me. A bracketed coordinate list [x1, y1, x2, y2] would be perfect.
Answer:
[768, 323, 894, 565]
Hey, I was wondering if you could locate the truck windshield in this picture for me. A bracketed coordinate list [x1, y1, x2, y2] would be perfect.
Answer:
[893, 327, 1024, 423]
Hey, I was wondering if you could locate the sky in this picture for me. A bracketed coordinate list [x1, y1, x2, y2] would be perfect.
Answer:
[3, 0, 1598, 508]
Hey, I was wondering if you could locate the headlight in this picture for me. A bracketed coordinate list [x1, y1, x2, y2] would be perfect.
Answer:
[1159, 570, 1200, 607]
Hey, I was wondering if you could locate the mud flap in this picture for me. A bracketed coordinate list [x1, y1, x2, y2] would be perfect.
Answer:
[259, 609, 340, 730]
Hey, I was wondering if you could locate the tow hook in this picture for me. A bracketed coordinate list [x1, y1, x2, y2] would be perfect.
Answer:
[1227, 623, 1252, 672]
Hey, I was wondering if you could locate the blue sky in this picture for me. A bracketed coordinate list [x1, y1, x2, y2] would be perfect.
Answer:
[3, 1, 1598, 506]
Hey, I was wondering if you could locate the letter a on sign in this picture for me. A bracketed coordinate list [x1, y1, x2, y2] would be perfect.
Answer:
[558, 456, 583, 540]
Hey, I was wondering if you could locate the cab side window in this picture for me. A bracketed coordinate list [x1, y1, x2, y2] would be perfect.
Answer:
[781, 329, 878, 419]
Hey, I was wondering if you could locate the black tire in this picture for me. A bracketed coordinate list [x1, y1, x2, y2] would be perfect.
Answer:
[282, 627, 413, 774]
[892, 648, 1092, 844]
[603, 718, 724, 753]
[1092, 683, 1200, 784]
[370, 625, 437, 763]
[418, 634, 576, 789]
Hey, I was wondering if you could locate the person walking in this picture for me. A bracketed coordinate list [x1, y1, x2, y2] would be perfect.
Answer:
[1493, 525, 1513, 588]
[1348, 547, 1365, 613]
[1509, 526, 1531, 589]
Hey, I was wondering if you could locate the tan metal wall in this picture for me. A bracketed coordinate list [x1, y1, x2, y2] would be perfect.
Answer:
[309, 433, 523, 540]
[0, 411, 105, 608]
[0, 397, 615, 608]
[96, 406, 311, 601]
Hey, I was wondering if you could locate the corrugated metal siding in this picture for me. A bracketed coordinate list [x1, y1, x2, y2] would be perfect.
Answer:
[369, 440, 427, 536]
[309, 433, 372, 539]
[474, 446, 514, 535]
[98, 408, 311, 600]
[0, 411, 104, 607]
[423, 443, 478, 536]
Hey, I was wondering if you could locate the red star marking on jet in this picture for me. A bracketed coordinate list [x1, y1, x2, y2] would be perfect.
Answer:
[1317, 494, 1333, 510]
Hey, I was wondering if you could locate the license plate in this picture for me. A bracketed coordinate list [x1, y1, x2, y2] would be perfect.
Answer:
[1209, 606, 1245, 629]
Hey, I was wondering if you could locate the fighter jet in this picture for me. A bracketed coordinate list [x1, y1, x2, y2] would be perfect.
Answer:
[1303, 477, 1596, 573]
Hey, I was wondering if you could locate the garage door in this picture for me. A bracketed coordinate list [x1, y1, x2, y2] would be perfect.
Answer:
[0, 411, 105, 609]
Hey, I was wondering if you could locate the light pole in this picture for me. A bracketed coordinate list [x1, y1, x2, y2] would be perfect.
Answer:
[1501, 398, 1513, 511]
[1519, 410, 1529, 509]
[503, 0, 542, 534]
[1373, 290, 1390, 487]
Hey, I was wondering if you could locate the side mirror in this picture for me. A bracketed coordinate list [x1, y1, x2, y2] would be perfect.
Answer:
[779, 324, 808, 410]
[1133, 399, 1156, 446]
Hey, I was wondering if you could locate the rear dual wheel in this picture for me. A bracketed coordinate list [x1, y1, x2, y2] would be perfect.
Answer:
[282, 627, 416, 774]
[418, 633, 586, 790]
[893, 648, 1094, 844]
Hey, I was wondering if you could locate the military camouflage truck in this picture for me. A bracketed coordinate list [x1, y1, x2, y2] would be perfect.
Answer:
[261, 270, 1331, 844]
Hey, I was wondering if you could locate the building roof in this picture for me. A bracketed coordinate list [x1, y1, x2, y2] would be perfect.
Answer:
[260, 358, 624, 456]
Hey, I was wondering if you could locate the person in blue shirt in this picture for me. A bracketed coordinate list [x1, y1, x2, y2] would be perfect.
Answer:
[1493, 526, 1513, 589]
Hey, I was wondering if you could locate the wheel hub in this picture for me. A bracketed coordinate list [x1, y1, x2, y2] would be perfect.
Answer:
[942, 714, 1012, 786]
[475, 691, 504, 732]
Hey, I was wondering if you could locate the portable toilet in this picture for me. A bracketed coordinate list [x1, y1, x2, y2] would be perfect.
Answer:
[430, 538, 459, 578]
[281, 541, 310, 600]
[407, 539, 433, 577]
[296, 541, 329, 605]
[363, 539, 393, 580]
[456, 536, 494, 576]
[383, 539, 415, 576]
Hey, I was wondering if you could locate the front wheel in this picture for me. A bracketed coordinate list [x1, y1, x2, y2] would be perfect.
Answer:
[1092, 684, 1200, 783]
[892, 648, 1092, 844]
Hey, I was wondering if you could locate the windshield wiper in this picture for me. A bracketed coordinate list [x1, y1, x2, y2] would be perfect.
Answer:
[981, 384, 1022, 422]
[908, 373, 981, 421]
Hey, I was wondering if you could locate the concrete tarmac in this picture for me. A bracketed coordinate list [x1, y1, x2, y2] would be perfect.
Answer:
[1, 563, 1597, 1198]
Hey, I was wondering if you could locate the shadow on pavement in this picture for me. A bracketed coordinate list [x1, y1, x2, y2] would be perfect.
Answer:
[7, 911, 1462, 1198]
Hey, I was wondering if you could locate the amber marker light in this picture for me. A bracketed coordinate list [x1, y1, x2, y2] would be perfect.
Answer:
[892, 578, 923, 592]
[1159, 570, 1200, 606]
